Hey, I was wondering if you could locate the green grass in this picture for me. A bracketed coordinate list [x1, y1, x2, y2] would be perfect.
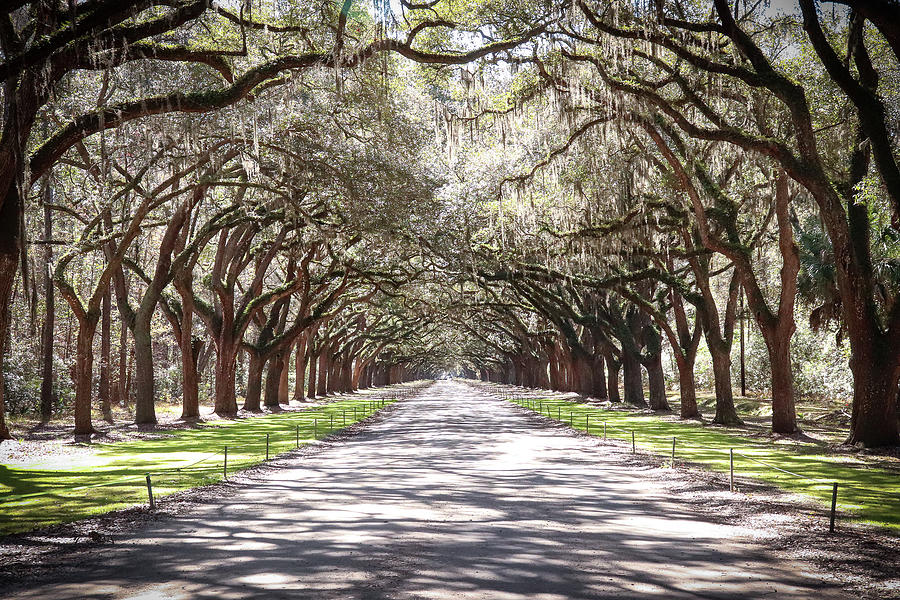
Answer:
[509, 396, 900, 529]
[0, 396, 396, 535]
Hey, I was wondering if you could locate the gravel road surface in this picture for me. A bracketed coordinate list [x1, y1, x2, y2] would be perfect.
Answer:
[8, 381, 841, 599]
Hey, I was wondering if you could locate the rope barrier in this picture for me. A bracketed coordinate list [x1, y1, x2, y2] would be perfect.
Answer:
[0, 392, 400, 508]
[503, 388, 898, 531]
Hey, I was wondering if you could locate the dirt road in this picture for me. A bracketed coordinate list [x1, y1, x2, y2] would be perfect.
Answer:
[8, 381, 840, 599]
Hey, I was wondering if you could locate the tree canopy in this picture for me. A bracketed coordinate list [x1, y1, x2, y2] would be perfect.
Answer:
[1, 0, 898, 447]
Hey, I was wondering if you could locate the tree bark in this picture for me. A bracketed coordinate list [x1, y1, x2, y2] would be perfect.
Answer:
[263, 352, 283, 408]
[621, 345, 645, 406]
[293, 336, 307, 401]
[213, 335, 239, 415]
[179, 290, 201, 419]
[307, 350, 318, 399]
[317, 351, 329, 397]
[708, 336, 741, 425]
[39, 196, 54, 422]
[674, 356, 700, 420]
[243, 352, 265, 412]
[0, 183, 21, 441]
[645, 351, 669, 411]
[604, 350, 621, 404]
[848, 341, 900, 446]
[591, 354, 607, 398]
[73, 318, 99, 435]
[132, 314, 156, 423]
[279, 350, 290, 404]
[99, 286, 113, 423]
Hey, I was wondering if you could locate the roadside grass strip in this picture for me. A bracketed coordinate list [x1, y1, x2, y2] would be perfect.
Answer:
[0, 396, 398, 535]
[509, 396, 900, 530]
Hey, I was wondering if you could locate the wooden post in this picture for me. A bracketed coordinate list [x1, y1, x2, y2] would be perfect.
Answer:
[586, 414, 590, 434]
[296, 425, 299, 448]
[145, 474, 155, 510]
[730, 449, 734, 492]
[830, 482, 839, 533]
[671, 437, 676, 463]
[632, 430, 635, 453]
[343, 410, 346, 426]
[223, 446, 228, 480]
[314, 418, 317, 439]
[266, 433, 269, 460]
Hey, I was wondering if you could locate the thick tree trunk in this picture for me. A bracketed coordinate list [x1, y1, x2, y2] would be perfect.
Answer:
[181, 337, 202, 419]
[39, 197, 55, 422]
[765, 333, 798, 433]
[179, 293, 201, 419]
[317, 351, 329, 397]
[548, 354, 561, 391]
[847, 343, 900, 446]
[604, 351, 621, 404]
[214, 340, 239, 415]
[117, 312, 129, 407]
[73, 319, 99, 435]
[293, 338, 307, 401]
[708, 339, 742, 425]
[341, 357, 353, 392]
[244, 352, 265, 412]
[132, 313, 157, 424]
[99, 287, 113, 423]
[621, 346, 646, 406]
[573, 353, 593, 396]
[279, 350, 290, 404]
[0, 184, 21, 441]
[675, 356, 701, 420]
[645, 351, 670, 411]
[263, 352, 283, 408]
[591, 354, 607, 398]
[307, 352, 318, 399]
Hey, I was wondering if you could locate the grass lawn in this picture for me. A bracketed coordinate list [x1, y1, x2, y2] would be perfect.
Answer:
[0, 395, 396, 535]
[509, 396, 900, 530]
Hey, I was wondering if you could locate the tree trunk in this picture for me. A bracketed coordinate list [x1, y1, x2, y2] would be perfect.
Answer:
[73, 318, 99, 435]
[181, 336, 202, 419]
[214, 339, 239, 415]
[764, 332, 798, 433]
[573, 353, 593, 396]
[39, 196, 55, 422]
[621, 346, 646, 406]
[0, 184, 21, 441]
[604, 351, 621, 404]
[279, 350, 290, 404]
[317, 352, 328, 397]
[244, 352, 265, 412]
[645, 351, 670, 411]
[293, 338, 307, 401]
[132, 312, 157, 424]
[591, 354, 607, 399]
[307, 352, 318, 399]
[117, 310, 129, 407]
[675, 356, 701, 420]
[548, 353, 561, 391]
[99, 286, 113, 423]
[847, 341, 900, 446]
[708, 338, 742, 425]
[179, 292, 201, 419]
[263, 352, 282, 408]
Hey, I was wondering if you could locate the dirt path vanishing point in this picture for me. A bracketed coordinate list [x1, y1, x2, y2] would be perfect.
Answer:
[7, 381, 844, 599]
